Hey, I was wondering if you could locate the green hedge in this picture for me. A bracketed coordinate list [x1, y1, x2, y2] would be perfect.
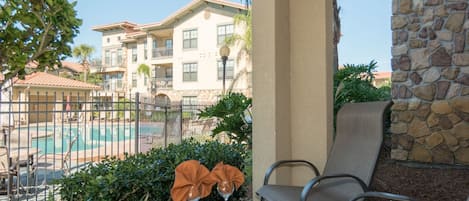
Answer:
[55, 140, 248, 201]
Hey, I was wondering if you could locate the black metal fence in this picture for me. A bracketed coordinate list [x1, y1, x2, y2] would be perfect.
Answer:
[0, 91, 215, 200]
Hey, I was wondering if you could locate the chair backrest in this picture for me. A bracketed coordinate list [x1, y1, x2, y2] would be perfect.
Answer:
[323, 101, 391, 185]
[0, 146, 9, 173]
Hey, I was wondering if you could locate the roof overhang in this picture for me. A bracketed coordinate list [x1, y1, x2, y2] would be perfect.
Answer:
[139, 0, 246, 31]
[92, 21, 138, 32]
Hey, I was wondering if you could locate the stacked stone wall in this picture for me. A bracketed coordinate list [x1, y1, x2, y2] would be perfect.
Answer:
[391, 0, 469, 165]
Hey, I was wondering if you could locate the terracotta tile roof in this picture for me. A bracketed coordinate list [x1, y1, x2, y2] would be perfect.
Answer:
[14, 72, 100, 90]
[374, 72, 392, 80]
[26, 61, 39, 68]
[61, 61, 85, 73]
[26, 61, 85, 73]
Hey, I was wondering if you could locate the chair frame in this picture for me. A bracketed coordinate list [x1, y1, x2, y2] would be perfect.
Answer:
[257, 101, 415, 201]
[0, 146, 20, 197]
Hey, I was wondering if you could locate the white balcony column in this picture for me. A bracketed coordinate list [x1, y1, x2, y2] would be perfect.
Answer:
[146, 33, 152, 61]
[252, 0, 333, 198]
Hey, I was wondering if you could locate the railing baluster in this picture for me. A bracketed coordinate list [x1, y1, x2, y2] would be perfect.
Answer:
[135, 93, 140, 154]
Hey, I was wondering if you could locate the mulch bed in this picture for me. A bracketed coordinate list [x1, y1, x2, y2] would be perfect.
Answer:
[369, 138, 469, 201]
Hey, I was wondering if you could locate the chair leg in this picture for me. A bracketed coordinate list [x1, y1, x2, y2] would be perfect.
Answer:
[7, 174, 12, 198]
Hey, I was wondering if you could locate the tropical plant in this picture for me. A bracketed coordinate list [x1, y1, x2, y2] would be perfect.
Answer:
[0, 0, 82, 88]
[78, 72, 102, 85]
[225, 10, 251, 54]
[333, 60, 391, 128]
[198, 92, 252, 147]
[115, 98, 135, 120]
[55, 139, 248, 201]
[72, 44, 95, 82]
[223, 8, 252, 93]
[137, 63, 151, 88]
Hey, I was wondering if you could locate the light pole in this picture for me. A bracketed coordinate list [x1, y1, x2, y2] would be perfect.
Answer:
[219, 45, 230, 95]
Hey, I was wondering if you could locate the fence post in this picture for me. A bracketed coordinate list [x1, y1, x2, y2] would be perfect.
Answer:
[180, 101, 183, 144]
[164, 104, 168, 147]
[135, 93, 140, 154]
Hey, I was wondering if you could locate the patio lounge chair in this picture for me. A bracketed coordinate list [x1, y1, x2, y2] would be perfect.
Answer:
[257, 101, 415, 201]
[0, 146, 19, 196]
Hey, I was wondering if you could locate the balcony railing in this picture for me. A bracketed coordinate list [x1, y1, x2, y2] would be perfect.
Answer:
[99, 65, 126, 73]
[101, 80, 124, 92]
[151, 77, 173, 92]
[152, 47, 173, 59]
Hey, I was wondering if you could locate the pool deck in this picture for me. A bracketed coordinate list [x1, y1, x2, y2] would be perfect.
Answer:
[0, 121, 180, 200]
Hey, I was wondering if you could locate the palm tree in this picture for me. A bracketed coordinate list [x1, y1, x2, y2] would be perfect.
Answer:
[224, 7, 252, 93]
[72, 44, 94, 82]
[225, 10, 251, 54]
[137, 64, 151, 90]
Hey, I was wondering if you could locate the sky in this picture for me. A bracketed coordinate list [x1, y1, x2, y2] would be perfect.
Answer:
[338, 0, 392, 72]
[72, 0, 392, 72]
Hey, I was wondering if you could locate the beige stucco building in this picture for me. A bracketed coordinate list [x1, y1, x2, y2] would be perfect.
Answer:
[5, 72, 100, 125]
[92, 0, 250, 105]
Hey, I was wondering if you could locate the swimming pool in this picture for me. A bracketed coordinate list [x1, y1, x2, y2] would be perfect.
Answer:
[31, 124, 163, 154]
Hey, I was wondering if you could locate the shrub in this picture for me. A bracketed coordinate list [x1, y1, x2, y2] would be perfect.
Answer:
[55, 139, 247, 201]
[333, 61, 391, 131]
[198, 92, 252, 147]
[334, 60, 391, 114]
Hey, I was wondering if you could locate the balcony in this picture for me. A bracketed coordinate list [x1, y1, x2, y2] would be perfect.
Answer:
[101, 79, 125, 92]
[152, 47, 173, 59]
[99, 65, 126, 73]
[151, 77, 173, 93]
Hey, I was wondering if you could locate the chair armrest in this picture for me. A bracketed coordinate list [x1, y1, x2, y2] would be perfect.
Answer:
[8, 157, 20, 173]
[300, 174, 368, 201]
[348, 191, 416, 201]
[263, 160, 320, 185]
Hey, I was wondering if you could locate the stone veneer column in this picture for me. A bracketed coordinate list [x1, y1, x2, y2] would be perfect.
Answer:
[391, 0, 469, 165]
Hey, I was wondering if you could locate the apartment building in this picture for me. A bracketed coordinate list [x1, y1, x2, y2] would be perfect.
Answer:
[92, 0, 250, 106]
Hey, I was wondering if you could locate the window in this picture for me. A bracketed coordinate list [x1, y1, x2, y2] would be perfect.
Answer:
[183, 63, 197, 81]
[152, 39, 158, 49]
[106, 37, 110, 43]
[165, 39, 173, 49]
[117, 49, 122, 65]
[132, 72, 137, 87]
[217, 24, 234, 45]
[182, 96, 198, 111]
[131, 47, 137, 63]
[104, 50, 110, 65]
[166, 67, 173, 78]
[143, 40, 148, 60]
[183, 29, 198, 49]
[117, 36, 121, 41]
[144, 76, 148, 86]
[217, 59, 234, 80]
[117, 73, 123, 88]
[111, 52, 117, 66]
[152, 39, 158, 58]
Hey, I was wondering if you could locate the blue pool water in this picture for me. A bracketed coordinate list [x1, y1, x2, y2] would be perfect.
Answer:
[31, 124, 163, 154]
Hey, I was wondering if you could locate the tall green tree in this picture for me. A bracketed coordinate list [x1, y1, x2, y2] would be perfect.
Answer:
[72, 44, 95, 82]
[0, 0, 82, 88]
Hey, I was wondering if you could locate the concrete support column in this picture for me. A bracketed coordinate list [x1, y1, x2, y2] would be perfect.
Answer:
[252, 0, 333, 198]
